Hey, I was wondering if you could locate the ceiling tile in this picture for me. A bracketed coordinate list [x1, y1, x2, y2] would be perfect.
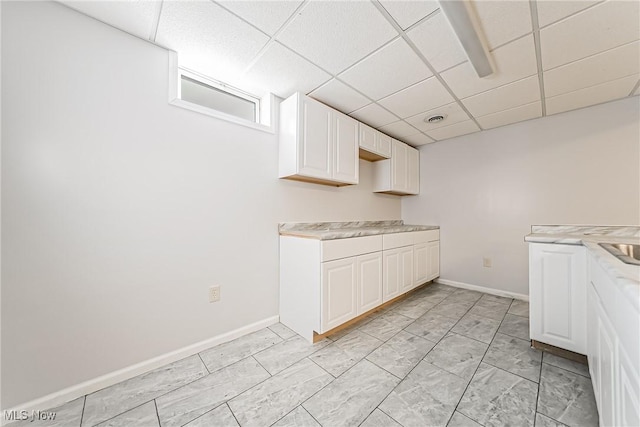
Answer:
[405, 102, 470, 132]
[536, 0, 601, 28]
[339, 38, 432, 100]
[276, 1, 397, 74]
[402, 132, 435, 146]
[377, 121, 421, 139]
[462, 75, 540, 117]
[544, 41, 640, 97]
[216, 1, 303, 36]
[470, 0, 532, 49]
[59, 0, 160, 40]
[440, 35, 537, 99]
[349, 103, 398, 128]
[426, 120, 480, 141]
[540, 0, 640, 70]
[546, 74, 639, 115]
[241, 43, 330, 99]
[378, 77, 454, 119]
[156, 1, 270, 83]
[407, 11, 468, 72]
[476, 101, 542, 130]
[378, 0, 439, 30]
[309, 79, 370, 114]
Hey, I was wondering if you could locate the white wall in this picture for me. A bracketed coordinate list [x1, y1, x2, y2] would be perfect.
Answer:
[403, 96, 640, 298]
[0, 1, 401, 408]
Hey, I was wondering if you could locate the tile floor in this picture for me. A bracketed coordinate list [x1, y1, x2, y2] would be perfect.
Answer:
[9, 283, 599, 427]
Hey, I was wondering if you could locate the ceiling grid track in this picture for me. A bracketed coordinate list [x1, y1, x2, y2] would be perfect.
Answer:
[629, 79, 640, 97]
[529, 0, 547, 117]
[371, 0, 484, 132]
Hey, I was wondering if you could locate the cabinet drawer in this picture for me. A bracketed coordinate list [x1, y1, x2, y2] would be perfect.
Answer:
[322, 235, 382, 262]
[383, 232, 415, 250]
[413, 230, 439, 244]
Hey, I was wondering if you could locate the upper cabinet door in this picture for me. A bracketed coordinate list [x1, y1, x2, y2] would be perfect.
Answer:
[391, 139, 408, 192]
[359, 123, 376, 152]
[377, 133, 392, 158]
[333, 112, 359, 185]
[299, 96, 332, 180]
[407, 146, 419, 195]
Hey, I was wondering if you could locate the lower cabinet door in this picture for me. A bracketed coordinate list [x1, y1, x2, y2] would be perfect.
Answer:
[587, 283, 600, 400]
[427, 240, 440, 280]
[383, 249, 401, 302]
[529, 243, 587, 354]
[414, 243, 429, 287]
[321, 257, 357, 332]
[596, 298, 618, 427]
[400, 247, 414, 292]
[619, 347, 640, 427]
[357, 252, 382, 314]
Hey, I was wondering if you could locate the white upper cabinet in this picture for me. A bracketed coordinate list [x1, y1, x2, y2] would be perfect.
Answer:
[359, 123, 392, 161]
[279, 93, 358, 186]
[373, 139, 420, 195]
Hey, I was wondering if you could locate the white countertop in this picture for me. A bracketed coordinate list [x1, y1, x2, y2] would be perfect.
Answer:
[279, 220, 439, 240]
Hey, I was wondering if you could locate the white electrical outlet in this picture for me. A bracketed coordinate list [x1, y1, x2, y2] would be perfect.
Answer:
[483, 257, 492, 268]
[209, 285, 221, 303]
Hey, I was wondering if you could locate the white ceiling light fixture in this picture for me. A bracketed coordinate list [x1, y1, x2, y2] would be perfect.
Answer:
[439, 0, 494, 78]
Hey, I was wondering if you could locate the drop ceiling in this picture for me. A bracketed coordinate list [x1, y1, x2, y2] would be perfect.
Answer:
[60, 0, 640, 145]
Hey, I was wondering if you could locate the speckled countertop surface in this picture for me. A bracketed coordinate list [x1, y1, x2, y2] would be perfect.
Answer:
[525, 225, 640, 311]
[279, 220, 439, 240]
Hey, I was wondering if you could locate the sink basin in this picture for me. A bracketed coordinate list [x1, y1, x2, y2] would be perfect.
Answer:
[599, 243, 640, 266]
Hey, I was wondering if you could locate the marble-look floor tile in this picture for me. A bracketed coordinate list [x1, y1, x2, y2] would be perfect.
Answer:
[366, 330, 435, 378]
[82, 355, 208, 426]
[358, 311, 414, 341]
[537, 364, 598, 427]
[360, 409, 402, 427]
[155, 356, 269, 427]
[508, 299, 530, 317]
[535, 412, 567, 427]
[468, 300, 509, 321]
[451, 313, 501, 344]
[303, 360, 399, 427]
[379, 361, 467, 427]
[404, 311, 458, 342]
[199, 328, 282, 373]
[542, 352, 590, 378]
[424, 333, 488, 380]
[272, 406, 320, 427]
[483, 333, 542, 383]
[447, 411, 482, 427]
[478, 294, 512, 306]
[228, 358, 332, 426]
[426, 283, 457, 293]
[95, 401, 158, 427]
[444, 289, 483, 304]
[269, 323, 298, 340]
[427, 301, 474, 320]
[7, 396, 85, 427]
[392, 296, 437, 319]
[182, 404, 239, 427]
[253, 335, 331, 375]
[457, 363, 537, 427]
[498, 314, 530, 340]
[309, 330, 382, 377]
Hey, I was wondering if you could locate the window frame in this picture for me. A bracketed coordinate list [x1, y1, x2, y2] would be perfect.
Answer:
[168, 52, 274, 133]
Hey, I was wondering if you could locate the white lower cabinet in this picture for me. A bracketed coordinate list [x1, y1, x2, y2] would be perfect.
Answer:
[619, 348, 640, 427]
[529, 243, 587, 354]
[427, 240, 440, 281]
[281, 230, 439, 343]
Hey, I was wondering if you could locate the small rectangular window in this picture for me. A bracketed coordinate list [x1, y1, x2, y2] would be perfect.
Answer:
[180, 75, 258, 122]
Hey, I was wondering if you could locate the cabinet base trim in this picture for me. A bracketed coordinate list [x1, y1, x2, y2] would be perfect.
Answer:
[3, 315, 280, 414]
[531, 340, 588, 364]
[312, 281, 433, 343]
[436, 278, 529, 301]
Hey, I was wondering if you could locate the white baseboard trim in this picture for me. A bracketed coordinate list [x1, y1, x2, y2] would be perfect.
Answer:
[435, 278, 529, 301]
[3, 315, 280, 418]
